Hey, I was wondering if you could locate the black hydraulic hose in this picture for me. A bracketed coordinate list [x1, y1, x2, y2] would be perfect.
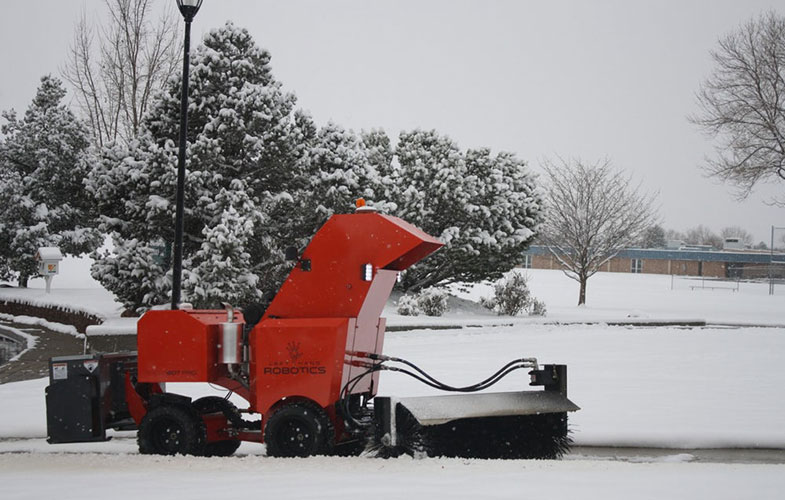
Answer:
[338, 355, 535, 431]
[340, 364, 384, 429]
[381, 364, 530, 393]
[383, 356, 533, 392]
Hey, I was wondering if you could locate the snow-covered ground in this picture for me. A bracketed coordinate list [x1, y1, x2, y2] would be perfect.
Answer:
[1, 265, 784, 499]
[3, 321, 784, 449]
[1, 449, 782, 500]
[5, 262, 784, 326]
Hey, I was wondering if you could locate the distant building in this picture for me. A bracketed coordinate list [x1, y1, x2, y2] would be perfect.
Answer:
[523, 246, 785, 279]
[722, 237, 744, 250]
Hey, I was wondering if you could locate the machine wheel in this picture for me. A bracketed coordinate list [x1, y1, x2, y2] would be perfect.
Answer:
[264, 401, 334, 457]
[138, 404, 206, 456]
[192, 396, 242, 457]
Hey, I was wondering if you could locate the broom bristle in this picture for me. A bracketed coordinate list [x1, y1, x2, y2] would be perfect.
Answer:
[419, 412, 571, 459]
[362, 404, 428, 458]
[365, 407, 571, 460]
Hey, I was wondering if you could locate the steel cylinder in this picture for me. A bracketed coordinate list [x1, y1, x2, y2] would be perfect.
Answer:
[220, 322, 242, 364]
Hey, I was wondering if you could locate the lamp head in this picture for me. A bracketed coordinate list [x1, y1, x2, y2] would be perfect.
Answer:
[176, 0, 202, 22]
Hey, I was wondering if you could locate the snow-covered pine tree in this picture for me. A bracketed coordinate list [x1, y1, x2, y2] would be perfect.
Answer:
[361, 128, 396, 208]
[306, 122, 374, 220]
[361, 129, 394, 181]
[144, 20, 299, 198]
[84, 138, 180, 309]
[81, 21, 542, 309]
[183, 180, 263, 308]
[90, 236, 171, 310]
[389, 131, 542, 291]
[0, 170, 48, 285]
[86, 22, 307, 312]
[264, 121, 392, 263]
[0, 76, 100, 287]
[459, 148, 541, 283]
[390, 129, 469, 291]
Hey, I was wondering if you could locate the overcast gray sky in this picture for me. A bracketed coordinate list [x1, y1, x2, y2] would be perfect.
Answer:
[1, 0, 783, 244]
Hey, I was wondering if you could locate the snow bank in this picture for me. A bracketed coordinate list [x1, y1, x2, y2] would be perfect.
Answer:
[0, 313, 82, 337]
[85, 317, 138, 336]
[0, 286, 123, 320]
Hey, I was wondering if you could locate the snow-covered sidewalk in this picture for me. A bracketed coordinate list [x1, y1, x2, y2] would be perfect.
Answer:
[1, 450, 783, 500]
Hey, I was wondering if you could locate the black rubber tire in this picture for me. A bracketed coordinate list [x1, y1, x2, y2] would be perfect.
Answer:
[138, 404, 206, 456]
[192, 396, 242, 457]
[264, 401, 334, 458]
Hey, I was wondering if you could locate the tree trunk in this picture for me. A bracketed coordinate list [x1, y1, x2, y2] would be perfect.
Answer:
[578, 276, 587, 305]
[18, 275, 29, 288]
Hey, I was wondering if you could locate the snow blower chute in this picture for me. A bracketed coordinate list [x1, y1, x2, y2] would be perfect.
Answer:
[45, 205, 578, 459]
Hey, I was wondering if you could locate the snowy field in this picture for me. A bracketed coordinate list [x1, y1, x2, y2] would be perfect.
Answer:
[2, 264, 785, 499]
[4, 256, 785, 325]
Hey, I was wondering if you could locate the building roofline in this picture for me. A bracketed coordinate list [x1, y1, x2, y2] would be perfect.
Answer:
[525, 245, 785, 264]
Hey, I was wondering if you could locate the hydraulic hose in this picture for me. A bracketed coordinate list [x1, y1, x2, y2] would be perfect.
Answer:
[339, 354, 538, 430]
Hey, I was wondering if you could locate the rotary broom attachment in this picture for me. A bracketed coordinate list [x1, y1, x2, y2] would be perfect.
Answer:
[342, 353, 578, 460]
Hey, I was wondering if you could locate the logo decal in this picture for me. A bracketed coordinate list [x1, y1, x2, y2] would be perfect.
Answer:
[263, 341, 326, 376]
[287, 341, 302, 362]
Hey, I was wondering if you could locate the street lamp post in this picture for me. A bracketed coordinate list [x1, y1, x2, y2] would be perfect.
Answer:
[171, 0, 202, 310]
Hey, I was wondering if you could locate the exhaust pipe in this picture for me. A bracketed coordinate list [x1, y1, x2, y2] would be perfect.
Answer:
[220, 303, 243, 365]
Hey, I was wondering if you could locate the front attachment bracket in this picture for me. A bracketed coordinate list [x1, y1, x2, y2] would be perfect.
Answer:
[529, 364, 568, 397]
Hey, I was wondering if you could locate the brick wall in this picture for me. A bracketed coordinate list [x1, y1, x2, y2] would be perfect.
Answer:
[524, 247, 779, 279]
[532, 254, 556, 270]
[528, 253, 732, 278]
[607, 258, 631, 273]
[642, 259, 670, 274]
[702, 261, 726, 278]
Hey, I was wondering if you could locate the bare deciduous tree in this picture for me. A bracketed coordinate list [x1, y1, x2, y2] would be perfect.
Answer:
[691, 10, 785, 204]
[540, 158, 658, 305]
[61, 0, 180, 146]
[684, 225, 723, 249]
[720, 226, 754, 246]
[639, 224, 666, 248]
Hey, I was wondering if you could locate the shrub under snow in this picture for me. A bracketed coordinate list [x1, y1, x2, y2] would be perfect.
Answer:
[396, 287, 450, 317]
[481, 272, 546, 316]
[396, 294, 420, 316]
[416, 287, 449, 316]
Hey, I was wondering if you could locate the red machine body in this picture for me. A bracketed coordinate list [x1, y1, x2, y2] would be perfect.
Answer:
[134, 210, 442, 445]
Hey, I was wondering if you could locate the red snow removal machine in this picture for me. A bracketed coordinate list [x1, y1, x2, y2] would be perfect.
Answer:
[45, 206, 578, 459]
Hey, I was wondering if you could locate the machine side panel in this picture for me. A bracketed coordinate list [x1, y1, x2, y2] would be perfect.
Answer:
[343, 269, 396, 394]
[250, 318, 350, 414]
[137, 310, 229, 383]
[356, 270, 397, 327]
[371, 317, 386, 397]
